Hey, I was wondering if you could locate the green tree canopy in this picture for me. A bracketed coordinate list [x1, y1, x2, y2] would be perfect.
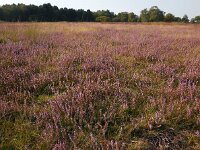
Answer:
[117, 12, 129, 22]
[148, 6, 165, 22]
[165, 13, 175, 22]
[128, 12, 138, 22]
[140, 8, 149, 22]
[96, 16, 111, 22]
[194, 16, 200, 23]
[0, 3, 195, 23]
[182, 15, 189, 23]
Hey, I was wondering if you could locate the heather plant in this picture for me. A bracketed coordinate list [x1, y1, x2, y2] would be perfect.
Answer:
[0, 22, 200, 149]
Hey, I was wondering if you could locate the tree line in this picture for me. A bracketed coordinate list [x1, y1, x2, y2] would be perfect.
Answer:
[0, 3, 200, 23]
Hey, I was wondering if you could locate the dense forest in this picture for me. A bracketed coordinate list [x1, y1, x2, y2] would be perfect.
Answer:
[0, 3, 200, 23]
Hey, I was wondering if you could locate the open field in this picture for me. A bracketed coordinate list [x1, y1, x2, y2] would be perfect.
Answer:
[0, 22, 200, 149]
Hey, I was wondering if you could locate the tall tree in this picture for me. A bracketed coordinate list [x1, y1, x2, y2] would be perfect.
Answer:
[128, 12, 138, 22]
[194, 16, 200, 23]
[118, 12, 129, 22]
[182, 15, 189, 23]
[174, 17, 182, 22]
[165, 13, 175, 22]
[85, 10, 95, 22]
[148, 6, 165, 22]
[26, 5, 39, 21]
[140, 9, 149, 22]
[94, 10, 114, 20]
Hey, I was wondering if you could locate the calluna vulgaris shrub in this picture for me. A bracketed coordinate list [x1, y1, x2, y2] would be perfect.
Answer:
[0, 23, 200, 149]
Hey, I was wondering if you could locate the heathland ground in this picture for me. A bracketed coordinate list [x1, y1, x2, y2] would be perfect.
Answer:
[0, 22, 200, 149]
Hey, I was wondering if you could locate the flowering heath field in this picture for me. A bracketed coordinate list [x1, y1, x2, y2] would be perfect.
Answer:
[0, 22, 200, 149]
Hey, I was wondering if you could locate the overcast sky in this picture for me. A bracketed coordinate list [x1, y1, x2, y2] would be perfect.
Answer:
[1, 0, 200, 18]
